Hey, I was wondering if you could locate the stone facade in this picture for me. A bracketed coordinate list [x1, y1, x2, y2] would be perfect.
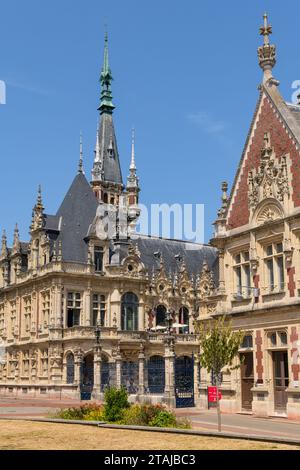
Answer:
[1, 16, 300, 420]
[196, 16, 300, 419]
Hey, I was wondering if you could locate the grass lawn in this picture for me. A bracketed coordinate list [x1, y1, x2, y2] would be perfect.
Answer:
[0, 420, 299, 450]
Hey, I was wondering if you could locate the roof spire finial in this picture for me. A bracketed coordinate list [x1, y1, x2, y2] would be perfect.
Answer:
[258, 13, 276, 84]
[130, 127, 136, 171]
[13, 223, 20, 254]
[98, 29, 115, 115]
[78, 131, 84, 174]
[37, 184, 43, 211]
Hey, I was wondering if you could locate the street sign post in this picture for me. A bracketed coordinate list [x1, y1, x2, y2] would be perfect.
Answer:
[208, 386, 222, 403]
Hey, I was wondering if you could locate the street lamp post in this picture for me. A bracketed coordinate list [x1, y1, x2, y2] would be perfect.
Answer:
[95, 322, 101, 345]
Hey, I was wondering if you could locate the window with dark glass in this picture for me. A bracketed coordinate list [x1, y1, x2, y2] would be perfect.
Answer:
[179, 306, 189, 333]
[241, 334, 253, 349]
[67, 292, 81, 327]
[94, 246, 103, 272]
[156, 305, 167, 326]
[66, 353, 75, 384]
[92, 294, 106, 326]
[121, 293, 139, 331]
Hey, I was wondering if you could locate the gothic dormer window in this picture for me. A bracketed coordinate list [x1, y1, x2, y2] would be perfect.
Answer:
[107, 137, 115, 159]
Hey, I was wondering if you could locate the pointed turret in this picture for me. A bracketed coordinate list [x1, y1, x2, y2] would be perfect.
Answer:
[12, 223, 21, 255]
[1, 229, 8, 259]
[127, 128, 139, 191]
[92, 32, 123, 202]
[258, 13, 276, 83]
[31, 185, 44, 231]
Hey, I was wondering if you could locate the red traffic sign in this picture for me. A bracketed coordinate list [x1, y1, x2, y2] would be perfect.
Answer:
[208, 386, 222, 402]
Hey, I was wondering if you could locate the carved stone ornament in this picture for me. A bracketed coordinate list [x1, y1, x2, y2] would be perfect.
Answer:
[198, 261, 215, 300]
[256, 203, 283, 226]
[248, 133, 289, 212]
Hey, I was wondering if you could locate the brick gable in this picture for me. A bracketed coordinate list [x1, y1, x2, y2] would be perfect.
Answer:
[227, 94, 300, 229]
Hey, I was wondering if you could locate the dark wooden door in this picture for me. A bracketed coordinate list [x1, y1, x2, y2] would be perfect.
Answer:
[273, 351, 289, 410]
[240, 352, 254, 410]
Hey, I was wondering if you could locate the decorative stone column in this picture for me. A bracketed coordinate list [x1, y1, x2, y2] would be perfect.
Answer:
[115, 344, 122, 389]
[93, 345, 102, 399]
[164, 336, 176, 407]
[74, 349, 83, 398]
[30, 349, 38, 384]
[49, 346, 63, 385]
[251, 329, 269, 417]
[138, 342, 145, 397]
[85, 287, 92, 326]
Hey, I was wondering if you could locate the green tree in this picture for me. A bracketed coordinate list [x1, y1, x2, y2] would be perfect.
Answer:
[196, 316, 244, 432]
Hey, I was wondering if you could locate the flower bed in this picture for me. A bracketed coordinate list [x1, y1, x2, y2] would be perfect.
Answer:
[53, 387, 190, 429]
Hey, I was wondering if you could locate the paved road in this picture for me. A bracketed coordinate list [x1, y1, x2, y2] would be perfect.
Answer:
[175, 408, 300, 440]
[1, 396, 300, 441]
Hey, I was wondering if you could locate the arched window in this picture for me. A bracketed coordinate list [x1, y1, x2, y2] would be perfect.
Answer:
[103, 193, 108, 204]
[147, 356, 165, 393]
[156, 305, 166, 326]
[121, 292, 139, 331]
[179, 306, 189, 333]
[66, 353, 75, 384]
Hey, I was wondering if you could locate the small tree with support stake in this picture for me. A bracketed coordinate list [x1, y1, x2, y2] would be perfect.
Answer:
[196, 316, 244, 432]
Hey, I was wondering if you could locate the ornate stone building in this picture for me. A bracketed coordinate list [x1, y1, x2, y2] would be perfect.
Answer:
[1, 15, 300, 419]
[197, 15, 300, 419]
[0, 32, 217, 407]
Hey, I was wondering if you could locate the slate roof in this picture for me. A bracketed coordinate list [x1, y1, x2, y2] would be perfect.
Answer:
[55, 173, 98, 263]
[131, 235, 219, 283]
[98, 113, 123, 185]
[286, 103, 300, 138]
[44, 214, 61, 232]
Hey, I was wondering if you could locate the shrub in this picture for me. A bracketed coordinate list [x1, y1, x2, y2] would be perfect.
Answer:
[140, 404, 166, 425]
[120, 404, 146, 426]
[54, 403, 103, 421]
[149, 410, 177, 428]
[103, 386, 130, 422]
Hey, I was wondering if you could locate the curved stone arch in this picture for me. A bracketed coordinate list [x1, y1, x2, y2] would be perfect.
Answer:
[121, 254, 146, 274]
[251, 198, 284, 228]
[121, 292, 139, 331]
[101, 351, 111, 363]
[175, 353, 194, 359]
[63, 349, 76, 360]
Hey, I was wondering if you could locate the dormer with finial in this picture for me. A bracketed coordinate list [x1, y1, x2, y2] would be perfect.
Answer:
[29, 186, 46, 271]
[258, 13, 277, 84]
[30, 185, 45, 233]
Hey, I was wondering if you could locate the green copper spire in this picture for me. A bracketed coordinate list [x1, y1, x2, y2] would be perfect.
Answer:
[98, 32, 115, 114]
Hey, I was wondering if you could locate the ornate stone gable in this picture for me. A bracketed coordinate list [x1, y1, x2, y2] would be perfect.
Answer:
[197, 261, 215, 300]
[227, 93, 300, 230]
[248, 132, 289, 212]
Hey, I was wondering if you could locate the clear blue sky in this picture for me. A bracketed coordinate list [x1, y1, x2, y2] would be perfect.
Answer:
[0, 1, 299, 244]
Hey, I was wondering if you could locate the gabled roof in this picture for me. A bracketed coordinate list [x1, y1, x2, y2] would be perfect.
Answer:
[225, 82, 300, 229]
[55, 173, 99, 263]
